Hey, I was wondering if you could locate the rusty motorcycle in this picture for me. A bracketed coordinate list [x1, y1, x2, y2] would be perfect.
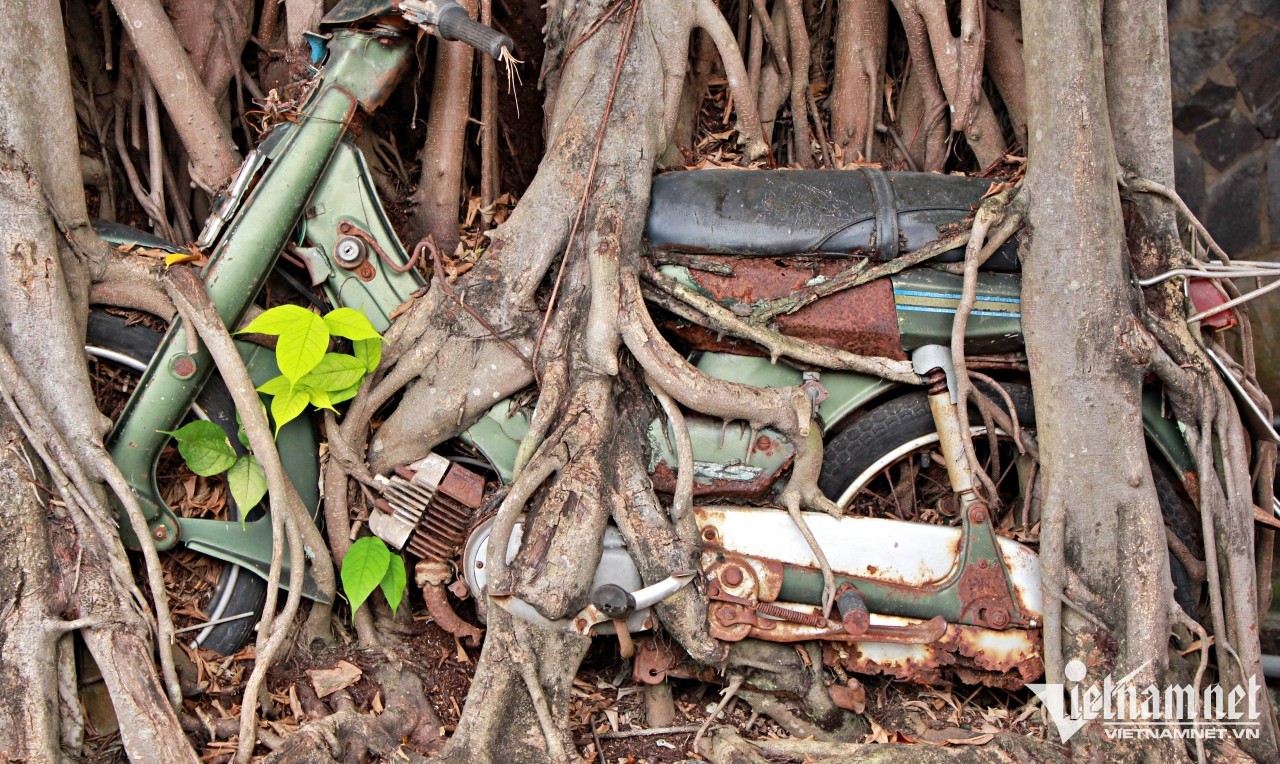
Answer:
[85, 0, 1233, 690]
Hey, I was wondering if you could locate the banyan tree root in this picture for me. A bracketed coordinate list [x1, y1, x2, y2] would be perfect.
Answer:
[165, 267, 335, 763]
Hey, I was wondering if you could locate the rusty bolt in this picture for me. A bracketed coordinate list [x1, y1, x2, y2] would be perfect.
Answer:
[356, 260, 376, 281]
[170, 354, 197, 380]
[989, 609, 1010, 628]
[716, 605, 736, 624]
[978, 559, 988, 569]
[754, 435, 773, 452]
[706, 581, 721, 597]
[338, 221, 353, 233]
[643, 618, 654, 630]
[575, 618, 588, 632]
[968, 506, 988, 524]
[722, 566, 743, 586]
[152, 526, 169, 542]
[702, 527, 718, 542]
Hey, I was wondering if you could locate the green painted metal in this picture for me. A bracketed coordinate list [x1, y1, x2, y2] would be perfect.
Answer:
[109, 84, 358, 532]
[92, 219, 185, 254]
[459, 399, 531, 483]
[689, 352, 895, 427]
[1142, 386, 1196, 475]
[107, 30, 411, 590]
[892, 268, 1023, 354]
[465, 353, 894, 487]
[321, 0, 397, 26]
[304, 140, 427, 331]
[176, 339, 326, 601]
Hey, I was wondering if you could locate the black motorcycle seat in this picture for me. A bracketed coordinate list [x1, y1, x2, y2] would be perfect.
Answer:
[645, 168, 1020, 272]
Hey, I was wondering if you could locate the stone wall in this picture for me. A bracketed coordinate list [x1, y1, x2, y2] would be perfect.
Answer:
[1170, 0, 1278, 255]
[1167, 0, 1280, 400]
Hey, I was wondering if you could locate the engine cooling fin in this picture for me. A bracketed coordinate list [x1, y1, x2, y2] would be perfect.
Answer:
[371, 453, 486, 562]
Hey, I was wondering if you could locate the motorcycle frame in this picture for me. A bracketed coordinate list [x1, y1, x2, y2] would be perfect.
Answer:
[100, 22, 1198, 612]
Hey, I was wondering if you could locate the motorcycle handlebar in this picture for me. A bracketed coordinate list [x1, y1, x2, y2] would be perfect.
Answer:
[431, 2, 514, 60]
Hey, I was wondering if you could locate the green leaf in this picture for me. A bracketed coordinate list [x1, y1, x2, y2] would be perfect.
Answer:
[307, 387, 337, 412]
[272, 309, 329, 382]
[380, 553, 407, 617]
[342, 537, 391, 617]
[323, 307, 382, 341]
[298, 353, 366, 392]
[256, 374, 292, 396]
[162, 420, 237, 476]
[234, 410, 252, 449]
[353, 337, 382, 374]
[237, 304, 317, 337]
[328, 380, 362, 406]
[226, 456, 267, 527]
[270, 386, 310, 435]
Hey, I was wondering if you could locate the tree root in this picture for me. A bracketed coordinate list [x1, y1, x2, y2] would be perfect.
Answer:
[693, 0, 768, 161]
[648, 375, 694, 522]
[695, 674, 744, 749]
[165, 268, 335, 763]
[620, 272, 842, 612]
[260, 664, 443, 763]
[950, 189, 1025, 504]
[640, 261, 920, 384]
[748, 230, 971, 322]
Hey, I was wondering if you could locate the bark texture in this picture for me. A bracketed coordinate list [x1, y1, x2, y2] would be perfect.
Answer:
[1022, 0, 1171, 696]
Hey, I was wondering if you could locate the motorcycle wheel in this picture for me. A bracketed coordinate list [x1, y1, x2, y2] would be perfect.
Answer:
[818, 382, 1202, 618]
[86, 310, 266, 655]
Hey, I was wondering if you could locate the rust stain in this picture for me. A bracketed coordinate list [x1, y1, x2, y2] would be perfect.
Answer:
[649, 456, 791, 499]
[664, 256, 906, 359]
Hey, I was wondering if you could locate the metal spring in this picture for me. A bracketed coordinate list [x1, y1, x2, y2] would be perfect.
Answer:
[754, 601, 829, 628]
[923, 367, 949, 395]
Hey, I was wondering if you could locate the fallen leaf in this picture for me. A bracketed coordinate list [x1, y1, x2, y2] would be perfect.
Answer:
[918, 726, 996, 746]
[307, 660, 363, 698]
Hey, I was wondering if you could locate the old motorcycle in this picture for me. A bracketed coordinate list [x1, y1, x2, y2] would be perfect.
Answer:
[87, 0, 1240, 688]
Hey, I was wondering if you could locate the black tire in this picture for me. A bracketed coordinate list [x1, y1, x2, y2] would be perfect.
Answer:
[818, 382, 1201, 618]
[87, 311, 266, 654]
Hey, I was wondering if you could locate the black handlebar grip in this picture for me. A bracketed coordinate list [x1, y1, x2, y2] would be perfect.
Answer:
[435, 4, 514, 60]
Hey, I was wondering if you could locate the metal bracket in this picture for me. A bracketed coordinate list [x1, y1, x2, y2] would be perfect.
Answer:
[911, 344, 958, 404]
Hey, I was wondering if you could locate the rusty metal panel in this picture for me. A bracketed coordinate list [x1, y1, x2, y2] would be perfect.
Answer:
[665, 257, 907, 360]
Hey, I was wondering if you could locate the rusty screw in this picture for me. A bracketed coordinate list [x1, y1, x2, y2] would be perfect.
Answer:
[722, 566, 743, 586]
[152, 526, 169, 542]
[574, 617, 588, 632]
[989, 609, 1010, 628]
[170, 354, 197, 380]
[716, 605, 737, 624]
[702, 527, 718, 542]
[968, 505, 988, 524]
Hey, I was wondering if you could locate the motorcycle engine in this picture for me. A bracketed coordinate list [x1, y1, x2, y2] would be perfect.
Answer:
[369, 453, 487, 562]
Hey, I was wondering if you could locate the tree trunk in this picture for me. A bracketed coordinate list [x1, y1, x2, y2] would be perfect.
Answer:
[109, 0, 242, 189]
[408, 0, 479, 257]
[1022, 0, 1171, 703]
[0, 406, 66, 762]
